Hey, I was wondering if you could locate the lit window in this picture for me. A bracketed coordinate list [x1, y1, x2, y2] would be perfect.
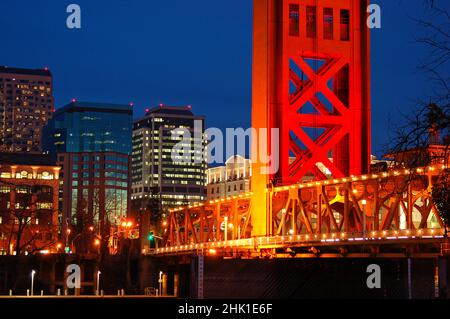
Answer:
[0, 172, 11, 179]
[41, 171, 53, 180]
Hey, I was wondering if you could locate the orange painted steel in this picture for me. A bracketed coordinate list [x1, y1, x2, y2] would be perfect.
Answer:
[251, 0, 371, 237]
[252, 0, 371, 185]
[159, 166, 446, 254]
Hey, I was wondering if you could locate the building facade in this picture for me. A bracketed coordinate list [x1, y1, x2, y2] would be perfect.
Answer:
[0, 66, 54, 153]
[131, 105, 206, 211]
[206, 155, 251, 200]
[0, 153, 60, 255]
[43, 101, 132, 244]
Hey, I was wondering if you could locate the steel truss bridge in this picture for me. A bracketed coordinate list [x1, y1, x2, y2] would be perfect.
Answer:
[152, 165, 447, 258]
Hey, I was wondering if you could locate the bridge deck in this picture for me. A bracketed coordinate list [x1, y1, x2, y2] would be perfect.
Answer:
[150, 228, 445, 257]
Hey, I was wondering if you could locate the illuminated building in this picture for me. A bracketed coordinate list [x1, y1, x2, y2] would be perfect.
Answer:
[131, 105, 206, 211]
[42, 101, 132, 241]
[206, 155, 251, 200]
[0, 153, 60, 255]
[0, 66, 54, 153]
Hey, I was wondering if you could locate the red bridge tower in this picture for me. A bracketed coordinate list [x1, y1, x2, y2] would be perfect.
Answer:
[252, 0, 371, 236]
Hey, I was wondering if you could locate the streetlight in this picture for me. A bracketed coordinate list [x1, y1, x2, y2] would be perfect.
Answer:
[66, 228, 71, 249]
[96, 271, 101, 296]
[30, 270, 36, 296]
[94, 238, 101, 255]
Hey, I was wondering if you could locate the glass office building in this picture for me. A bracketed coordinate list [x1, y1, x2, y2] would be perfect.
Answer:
[43, 101, 132, 155]
[43, 101, 133, 248]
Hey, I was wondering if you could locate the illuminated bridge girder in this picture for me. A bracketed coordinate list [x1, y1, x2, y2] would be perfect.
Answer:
[154, 166, 447, 257]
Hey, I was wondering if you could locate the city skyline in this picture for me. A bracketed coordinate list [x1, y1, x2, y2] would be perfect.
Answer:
[0, 0, 448, 304]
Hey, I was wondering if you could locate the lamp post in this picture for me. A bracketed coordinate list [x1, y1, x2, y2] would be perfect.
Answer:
[158, 271, 163, 296]
[66, 228, 71, 251]
[30, 270, 36, 296]
[96, 270, 101, 296]
[362, 200, 367, 238]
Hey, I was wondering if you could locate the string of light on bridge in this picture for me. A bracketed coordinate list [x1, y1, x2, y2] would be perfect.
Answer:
[168, 164, 447, 213]
[150, 228, 445, 255]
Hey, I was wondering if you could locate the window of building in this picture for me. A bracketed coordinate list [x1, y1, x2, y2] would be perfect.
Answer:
[289, 4, 300, 36]
[18, 170, 31, 179]
[39, 171, 53, 180]
[0, 186, 10, 193]
[306, 6, 317, 38]
[16, 186, 31, 194]
[340, 9, 350, 41]
[0, 172, 11, 179]
[323, 8, 333, 40]
[37, 203, 53, 210]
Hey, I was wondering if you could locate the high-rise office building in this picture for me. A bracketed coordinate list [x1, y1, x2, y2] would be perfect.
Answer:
[0, 66, 54, 153]
[131, 105, 206, 213]
[43, 101, 132, 247]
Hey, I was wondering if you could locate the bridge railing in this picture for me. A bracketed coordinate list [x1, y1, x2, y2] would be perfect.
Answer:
[152, 228, 445, 255]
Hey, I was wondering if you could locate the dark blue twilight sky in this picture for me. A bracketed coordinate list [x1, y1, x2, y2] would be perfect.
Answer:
[0, 1, 448, 157]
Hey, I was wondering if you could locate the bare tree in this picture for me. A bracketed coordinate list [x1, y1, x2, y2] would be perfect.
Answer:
[390, 1, 450, 233]
[1, 184, 58, 255]
[71, 188, 122, 255]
